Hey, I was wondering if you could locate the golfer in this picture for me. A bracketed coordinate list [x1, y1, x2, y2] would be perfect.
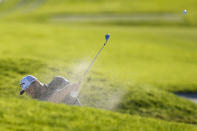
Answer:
[19, 75, 81, 106]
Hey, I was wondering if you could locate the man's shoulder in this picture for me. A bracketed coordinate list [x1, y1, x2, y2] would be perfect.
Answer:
[52, 76, 70, 83]
[47, 76, 70, 89]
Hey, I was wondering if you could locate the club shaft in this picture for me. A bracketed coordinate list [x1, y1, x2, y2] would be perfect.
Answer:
[78, 40, 108, 85]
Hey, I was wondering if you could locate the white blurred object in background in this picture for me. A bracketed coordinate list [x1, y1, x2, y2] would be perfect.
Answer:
[183, 9, 187, 15]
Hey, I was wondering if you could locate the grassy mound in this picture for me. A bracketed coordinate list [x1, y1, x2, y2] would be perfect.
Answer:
[0, 58, 45, 96]
[0, 98, 197, 131]
[0, 58, 196, 125]
[116, 85, 197, 124]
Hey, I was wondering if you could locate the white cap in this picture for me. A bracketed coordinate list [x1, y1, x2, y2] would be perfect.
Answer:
[20, 75, 37, 95]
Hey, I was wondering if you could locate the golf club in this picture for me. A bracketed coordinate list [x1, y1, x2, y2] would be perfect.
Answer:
[78, 33, 110, 85]
[56, 34, 110, 94]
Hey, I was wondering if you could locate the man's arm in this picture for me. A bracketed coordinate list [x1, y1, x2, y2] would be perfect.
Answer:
[48, 83, 80, 103]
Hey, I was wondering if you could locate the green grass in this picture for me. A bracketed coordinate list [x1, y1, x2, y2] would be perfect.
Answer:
[116, 85, 197, 124]
[0, 0, 196, 25]
[0, 97, 197, 131]
[0, 0, 197, 130]
[0, 22, 197, 124]
[0, 0, 20, 12]
[0, 23, 196, 92]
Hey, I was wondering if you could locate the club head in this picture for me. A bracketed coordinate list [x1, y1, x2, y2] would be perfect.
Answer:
[105, 34, 110, 41]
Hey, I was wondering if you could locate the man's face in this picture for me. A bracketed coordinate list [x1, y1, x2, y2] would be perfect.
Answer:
[25, 84, 36, 98]
[23, 80, 44, 98]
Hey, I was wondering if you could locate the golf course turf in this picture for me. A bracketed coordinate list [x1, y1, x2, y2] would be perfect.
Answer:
[0, 0, 197, 130]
